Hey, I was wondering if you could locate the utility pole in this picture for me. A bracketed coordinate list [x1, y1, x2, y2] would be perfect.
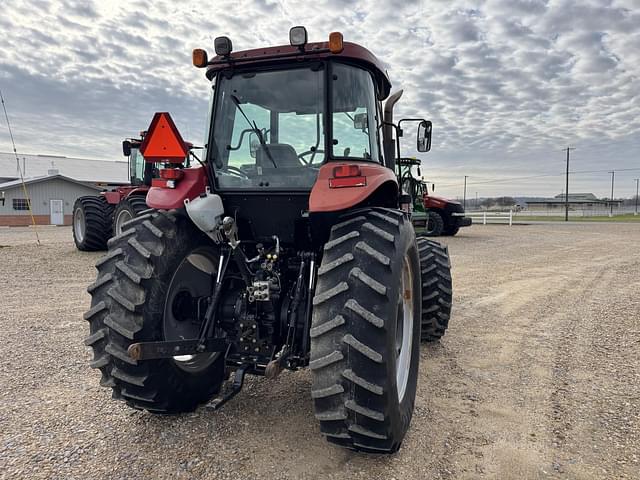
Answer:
[609, 170, 615, 216]
[564, 147, 575, 222]
[475, 191, 478, 209]
[635, 178, 639, 216]
[463, 175, 468, 210]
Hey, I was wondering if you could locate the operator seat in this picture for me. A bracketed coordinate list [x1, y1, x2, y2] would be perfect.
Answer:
[256, 143, 300, 169]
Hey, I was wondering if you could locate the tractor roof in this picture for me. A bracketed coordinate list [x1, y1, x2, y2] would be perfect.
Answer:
[205, 41, 392, 100]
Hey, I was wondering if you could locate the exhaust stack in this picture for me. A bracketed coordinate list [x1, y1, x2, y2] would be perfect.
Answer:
[383, 89, 403, 169]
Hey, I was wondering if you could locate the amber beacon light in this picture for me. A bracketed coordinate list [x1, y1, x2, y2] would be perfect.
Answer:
[329, 32, 344, 53]
[192, 48, 208, 68]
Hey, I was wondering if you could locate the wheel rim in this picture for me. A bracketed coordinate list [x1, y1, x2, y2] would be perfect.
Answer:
[115, 208, 133, 235]
[163, 248, 220, 373]
[395, 254, 414, 402]
[74, 208, 85, 243]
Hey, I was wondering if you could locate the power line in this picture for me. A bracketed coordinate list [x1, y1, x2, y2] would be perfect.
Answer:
[435, 168, 640, 188]
[437, 172, 566, 188]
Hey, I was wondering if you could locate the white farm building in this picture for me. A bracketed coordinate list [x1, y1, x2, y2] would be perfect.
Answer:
[0, 152, 128, 226]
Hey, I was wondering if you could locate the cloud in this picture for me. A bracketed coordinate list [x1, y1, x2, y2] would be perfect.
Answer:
[0, 0, 638, 197]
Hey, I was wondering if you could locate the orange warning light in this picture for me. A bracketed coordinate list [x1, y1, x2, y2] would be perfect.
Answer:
[139, 112, 188, 163]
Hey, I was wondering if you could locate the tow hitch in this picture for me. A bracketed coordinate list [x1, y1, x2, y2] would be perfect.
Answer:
[127, 338, 228, 361]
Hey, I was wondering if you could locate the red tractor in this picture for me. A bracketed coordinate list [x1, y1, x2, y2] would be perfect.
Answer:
[399, 158, 472, 236]
[84, 28, 453, 453]
[419, 184, 472, 236]
[72, 137, 151, 250]
[72, 136, 195, 250]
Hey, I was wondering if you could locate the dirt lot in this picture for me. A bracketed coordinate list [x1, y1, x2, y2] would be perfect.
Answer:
[1, 223, 638, 479]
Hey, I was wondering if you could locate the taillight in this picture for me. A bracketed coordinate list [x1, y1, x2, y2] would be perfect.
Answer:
[329, 164, 367, 188]
[333, 165, 360, 178]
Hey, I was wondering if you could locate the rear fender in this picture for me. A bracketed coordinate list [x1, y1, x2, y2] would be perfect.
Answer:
[309, 162, 398, 213]
[146, 167, 208, 210]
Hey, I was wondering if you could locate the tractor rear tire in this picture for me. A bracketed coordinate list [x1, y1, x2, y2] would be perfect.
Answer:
[84, 210, 225, 413]
[417, 237, 452, 341]
[113, 196, 149, 235]
[72, 196, 114, 251]
[310, 207, 421, 453]
[425, 211, 444, 236]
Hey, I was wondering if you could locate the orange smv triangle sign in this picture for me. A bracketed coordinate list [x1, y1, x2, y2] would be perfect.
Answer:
[140, 112, 188, 162]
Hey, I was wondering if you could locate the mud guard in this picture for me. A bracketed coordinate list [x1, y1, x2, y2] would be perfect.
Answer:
[146, 167, 209, 210]
[309, 162, 398, 213]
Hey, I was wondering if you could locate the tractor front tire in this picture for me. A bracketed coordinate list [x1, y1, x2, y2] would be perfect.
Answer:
[442, 225, 460, 236]
[84, 210, 225, 413]
[417, 237, 452, 341]
[72, 196, 114, 251]
[425, 211, 444, 236]
[310, 207, 421, 453]
[113, 196, 149, 236]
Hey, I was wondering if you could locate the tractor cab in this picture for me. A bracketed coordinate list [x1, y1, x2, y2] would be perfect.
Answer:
[123, 134, 193, 187]
[166, 28, 432, 246]
[208, 58, 380, 191]
[122, 137, 151, 186]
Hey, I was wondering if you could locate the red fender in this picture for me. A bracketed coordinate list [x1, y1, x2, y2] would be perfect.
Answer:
[145, 167, 208, 210]
[309, 162, 398, 213]
[102, 190, 125, 205]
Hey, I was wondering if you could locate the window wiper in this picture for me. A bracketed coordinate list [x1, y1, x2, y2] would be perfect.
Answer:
[231, 95, 277, 169]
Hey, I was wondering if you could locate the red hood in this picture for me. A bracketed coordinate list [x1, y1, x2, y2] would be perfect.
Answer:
[424, 194, 461, 206]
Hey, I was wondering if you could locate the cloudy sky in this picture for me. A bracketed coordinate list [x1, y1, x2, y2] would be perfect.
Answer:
[1, 0, 639, 198]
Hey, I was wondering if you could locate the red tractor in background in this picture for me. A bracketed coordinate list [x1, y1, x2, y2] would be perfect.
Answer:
[72, 136, 151, 251]
[399, 158, 472, 236]
[421, 190, 472, 236]
[72, 135, 194, 250]
[83, 28, 454, 453]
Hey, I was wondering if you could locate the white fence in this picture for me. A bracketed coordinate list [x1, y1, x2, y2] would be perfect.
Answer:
[464, 210, 513, 225]
[513, 207, 637, 217]
[464, 208, 638, 224]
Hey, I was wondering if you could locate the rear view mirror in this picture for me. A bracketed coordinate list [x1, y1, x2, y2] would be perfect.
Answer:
[353, 112, 368, 131]
[122, 140, 132, 157]
[417, 120, 432, 152]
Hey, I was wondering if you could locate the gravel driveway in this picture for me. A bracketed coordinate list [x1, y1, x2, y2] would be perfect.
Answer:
[1, 223, 638, 479]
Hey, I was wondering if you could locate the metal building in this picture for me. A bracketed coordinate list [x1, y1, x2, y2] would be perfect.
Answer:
[0, 151, 129, 227]
[0, 174, 102, 226]
[526, 193, 624, 212]
[0, 152, 128, 185]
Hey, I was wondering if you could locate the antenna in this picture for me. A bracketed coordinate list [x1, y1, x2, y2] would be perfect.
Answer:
[0, 88, 40, 244]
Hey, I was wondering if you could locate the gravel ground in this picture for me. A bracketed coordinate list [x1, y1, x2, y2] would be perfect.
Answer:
[0, 223, 639, 479]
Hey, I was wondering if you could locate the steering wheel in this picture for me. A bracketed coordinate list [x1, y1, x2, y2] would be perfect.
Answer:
[224, 166, 250, 179]
[298, 149, 325, 166]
